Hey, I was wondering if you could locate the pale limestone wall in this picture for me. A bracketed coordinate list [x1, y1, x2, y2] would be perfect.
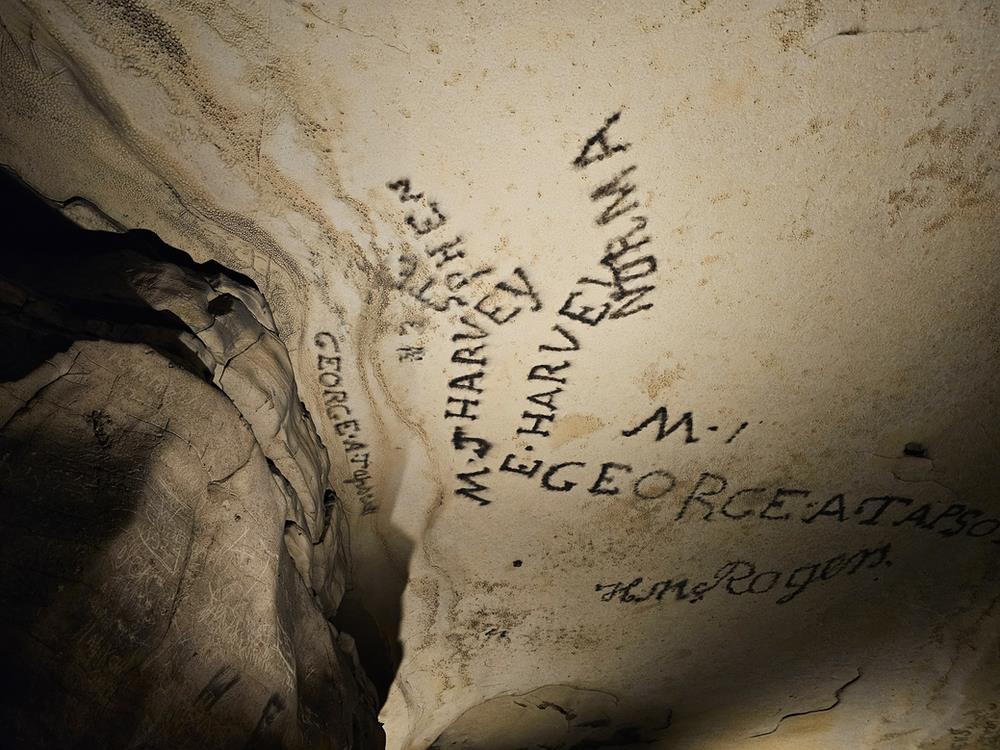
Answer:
[1, 2, 998, 748]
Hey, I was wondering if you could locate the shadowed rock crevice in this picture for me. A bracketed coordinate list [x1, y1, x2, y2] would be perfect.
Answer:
[0, 168, 384, 748]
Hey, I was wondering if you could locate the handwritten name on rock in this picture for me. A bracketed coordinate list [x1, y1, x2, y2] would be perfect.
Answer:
[386, 178, 542, 322]
[513, 110, 659, 451]
[596, 543, 893, 607]
[313, 331, 377, 515]
[496, 455, 1000, 546]
[385, 177, 544, 508]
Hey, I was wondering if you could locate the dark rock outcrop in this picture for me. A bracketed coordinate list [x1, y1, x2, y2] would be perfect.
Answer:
[0, 170, 383, 748]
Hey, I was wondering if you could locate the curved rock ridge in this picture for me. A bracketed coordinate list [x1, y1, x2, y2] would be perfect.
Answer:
[129, 227, 347, 613]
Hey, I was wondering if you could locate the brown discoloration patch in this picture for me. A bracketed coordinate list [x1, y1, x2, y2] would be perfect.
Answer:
[641, 362, 685, 400]
[549, 413, 606, 448]
[905, 121, 978, 150]
[681, 0, 711, 15]
[771, 0, 823, 54]
[102, 0, 190, 66]
[889, 117, 998, 233]
[923, 213, 953, 234]
[708, 77, 745, 108]
[756, 352, 780, 369]
[806, 116, 828, 135]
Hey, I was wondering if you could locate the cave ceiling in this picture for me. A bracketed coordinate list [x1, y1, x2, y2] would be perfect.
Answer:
[1, 1, 999, 748]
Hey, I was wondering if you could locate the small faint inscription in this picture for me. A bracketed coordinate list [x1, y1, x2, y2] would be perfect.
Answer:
[314, 331, 377, 515]
[596, 543, 893, 607]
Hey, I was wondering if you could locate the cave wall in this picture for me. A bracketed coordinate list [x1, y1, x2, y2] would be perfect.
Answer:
[1, 1, 999, 748]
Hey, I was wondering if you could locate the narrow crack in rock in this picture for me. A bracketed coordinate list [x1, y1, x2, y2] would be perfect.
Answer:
[750, 669, 864, 739]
